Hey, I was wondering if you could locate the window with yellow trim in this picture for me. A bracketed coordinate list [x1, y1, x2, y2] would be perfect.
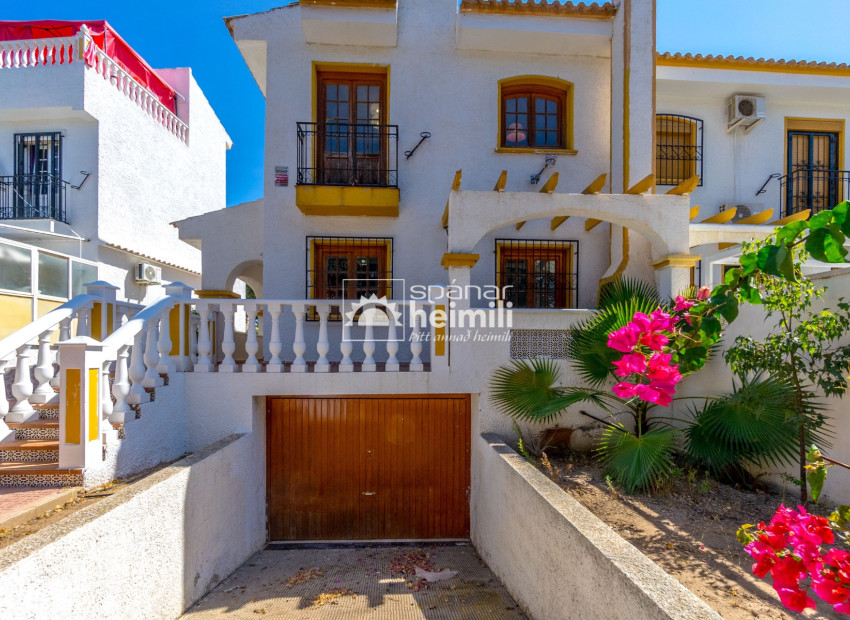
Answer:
[499, 78, 572, 151]
[655, 114, 703, 186]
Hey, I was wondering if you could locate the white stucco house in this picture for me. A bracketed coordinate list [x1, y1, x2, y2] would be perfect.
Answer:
[0, 20, 231, 340]
[1, 2, 850, 617]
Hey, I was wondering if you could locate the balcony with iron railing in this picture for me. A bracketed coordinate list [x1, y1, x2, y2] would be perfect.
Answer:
[779, 167, 850, 218]
[0, 173, 67, 222]
[295, 122, 400, 217]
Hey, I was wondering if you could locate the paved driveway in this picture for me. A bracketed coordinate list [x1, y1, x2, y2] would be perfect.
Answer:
[182, 543, 526, 619]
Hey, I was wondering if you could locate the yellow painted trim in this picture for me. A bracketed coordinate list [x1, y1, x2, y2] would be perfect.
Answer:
[434, 304, 446, 357]
[625, 173, 655, 195]
[494, 170, 507, 192]
[106, 303, 114, 336]
[65, 368, 81, 445]
[87, 368, 98, 442]
[184, 305, 190, 353]
[515, 222, 526, 231]
[656, 115, 698, 185]
[494, 148, 578, 155]
[689, 205, 700, 221]
[539, 172, 559, 194]
[302, 0, 396, 7]
[441, 253, 480, 269]
[653, 254, 702, 270]
[308, 238, 392, 301]
[701, 208, 737, 224]
[598, 227, 630, 293]
[665, 175, 700, 195]
[718, 243, 736, 250]
[737, 209, 774, 225]
[442, 169, 462, 228]
[296, 186, 400, 217]
[550, 216, 569, 231]
[459, 0, 616, 19]
[0, 294, 35, 340]
[771, 209, 811, 226]
[91, 302, 103, 340]
[194, 289, 240, 299]
[657, 53, 850, 77]
[170, 304, 181, 356]
[582, 173, 607, 194]
[497, 75, 574, 151]
[585, 219, 602, 231]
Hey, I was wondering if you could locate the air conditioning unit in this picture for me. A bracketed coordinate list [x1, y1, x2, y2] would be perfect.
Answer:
[135, 262, 162, 285]
[718, 203, 757, 222]
[727, 95, 766, 133]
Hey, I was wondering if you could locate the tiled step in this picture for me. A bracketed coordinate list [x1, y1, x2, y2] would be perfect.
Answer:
[0, 462, 82, 487]
[8, 419, 59, 441]
[0, 439, 59, 463]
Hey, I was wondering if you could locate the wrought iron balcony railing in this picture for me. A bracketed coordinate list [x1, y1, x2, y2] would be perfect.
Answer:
[0, 174, 67, 222]
[779, 167, 850, 218]
[296, 122, 399, 188]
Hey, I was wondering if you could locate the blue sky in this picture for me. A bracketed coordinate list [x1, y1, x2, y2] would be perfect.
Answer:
[4, 1, 850, 207]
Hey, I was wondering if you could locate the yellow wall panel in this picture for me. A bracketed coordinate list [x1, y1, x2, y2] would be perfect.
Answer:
[88, 368, 99, 442]
[0, 294, 33, 340]
[65, 368, 81, 445]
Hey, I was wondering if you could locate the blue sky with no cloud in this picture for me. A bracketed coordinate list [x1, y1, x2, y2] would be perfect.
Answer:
[3, 1, 849, 207]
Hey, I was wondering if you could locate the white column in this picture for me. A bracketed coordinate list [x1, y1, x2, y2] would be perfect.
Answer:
[243, 305, 261, 373]
[110, 345, 131, 424]
[409, 304, 424, 372]
[362, 323, 376, 372]
[57, 337, 104, 469]
[156, 306, 176, 374]
[291, 303, 307, 373]
[194, 306, 215, 372]
[340, 319, 354, 373]
[77, 306, 91, 337]
[51, 317, 72, 387]
[315, 304, 330, 373]
[189, 316, 199, 364]
[143, 317, 164, 387]
[385, 312, 400, 372]
[266, 304, 284, 373]
[126, 328, 147, 405]
[31, 329, 57, 403]
[8, 344, 36, 423]
[219, 303, 238, 373]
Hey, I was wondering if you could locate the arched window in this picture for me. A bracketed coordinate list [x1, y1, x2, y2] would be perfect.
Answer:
[499, 77, 573, 151]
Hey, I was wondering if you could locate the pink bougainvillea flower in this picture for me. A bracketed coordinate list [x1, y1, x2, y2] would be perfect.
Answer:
[629, 312, 653, 332]
[789, 507, 834, 547]
[612, 352, 647, 377]
[634, 383, 673, 407]
[646, 353, 682, 384]
[745, 541, 778, 578]
[607, 324, 641, 353]
[648, 308, 675, 332]
[639, 331, 669, 352]
[673, 296, 695, 312]
[612, 382, 639, 399]
[812, 572, 850, 606]
[774, 586, 816, 613]
[683, 312, 692, 326]
[696, 286, 711, 301]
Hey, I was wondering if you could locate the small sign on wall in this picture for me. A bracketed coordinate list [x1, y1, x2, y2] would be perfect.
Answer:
[275, 166, 289, 187]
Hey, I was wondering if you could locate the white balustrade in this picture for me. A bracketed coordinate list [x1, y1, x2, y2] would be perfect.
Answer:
[362, 323, 377, 372]
[156, 307, 176, 374]
[219, 304, 237, 373]
[31, 329, 57, 403]
[315, 304, 330, 373]
[143, 317, 163, 387]
[291, 304, 307, 373]
[127, 329, 147, 405]
[51, 317, 72, 387]
[101, 359, 115, 441]
[266, 305, 284, 373]
[109, 345, 131, 424]
[339, 319, 354, 373]
[410, 310, 424, 372]
[195, 307, 214, 372]
[189, 316, 199, 364]
[8, 345, 35, 423]
[386, 314, 400, 372]
[0, 359, 9, 421]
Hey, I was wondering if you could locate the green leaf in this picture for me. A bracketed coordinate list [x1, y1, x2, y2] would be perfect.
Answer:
[597, 427, 676, 493]
[736, 525, 756, 545]
[832, 201, 849, 225]
[775, 220, 809, 245]
[808, 467, 827, 504]
[701, 315, 722, 338]
[724, 267, 742, 286]
[808, 210, 834, 231]
[739, 252, 759, 274]
[718, 296, 739, 323]
[758, 244, 794, 280]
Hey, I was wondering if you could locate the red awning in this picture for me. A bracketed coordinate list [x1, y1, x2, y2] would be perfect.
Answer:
[0, 20, 177, 112]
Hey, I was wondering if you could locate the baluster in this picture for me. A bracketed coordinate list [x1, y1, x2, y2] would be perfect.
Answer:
[51, 317, 72, 387]
[219, 304, 237, 372]
[100, 359, 116, 442]
[8, 344, 35, 422]
[143, 317, 163, 386]
[31, 329, 57, 403]
[243, 305, 260, 373]
[195, 307, 213, 372]
[266, 305, 284, 373]
[362, 323, 376, 372]
[291, 304, 307, 373]
[339, 318, 354, 373]
[385, 311, 400, 372]
[127, 328, 147, 405]
[0, 360, 9, 422]
[109, 346, 131, 424]
[156, 306, 176, 374]
[315, 304, 330, 372]
[409, 305, 424, 372]
[77, 306, 91, 337]
[190, 316, 199, 364]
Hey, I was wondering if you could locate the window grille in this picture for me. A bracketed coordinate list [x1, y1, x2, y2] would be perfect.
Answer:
[306, 236, 393, 320]
[495, 239, 578, 309]
[655, 114, 703, 186]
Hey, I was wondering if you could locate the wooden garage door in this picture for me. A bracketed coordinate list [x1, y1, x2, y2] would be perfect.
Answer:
[267, 395, 471, 541]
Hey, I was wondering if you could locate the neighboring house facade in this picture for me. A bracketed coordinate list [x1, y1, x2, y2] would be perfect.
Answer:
[0, 20, 231, 339]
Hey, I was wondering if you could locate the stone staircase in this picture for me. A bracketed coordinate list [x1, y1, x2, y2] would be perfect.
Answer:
[1, 401, 82, 487]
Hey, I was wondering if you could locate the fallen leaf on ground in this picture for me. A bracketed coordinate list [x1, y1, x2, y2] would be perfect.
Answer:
[312, 588, 354, 606]
[285, 568, 324, 588]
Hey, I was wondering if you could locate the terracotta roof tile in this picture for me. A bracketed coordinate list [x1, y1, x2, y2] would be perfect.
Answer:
[657, 52, 850, 76]
[460, 0, 617, 18]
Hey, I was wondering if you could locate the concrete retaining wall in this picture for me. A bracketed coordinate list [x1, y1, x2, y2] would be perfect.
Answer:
[0, 433, 266, 620]
[471, 433, 720, 620]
